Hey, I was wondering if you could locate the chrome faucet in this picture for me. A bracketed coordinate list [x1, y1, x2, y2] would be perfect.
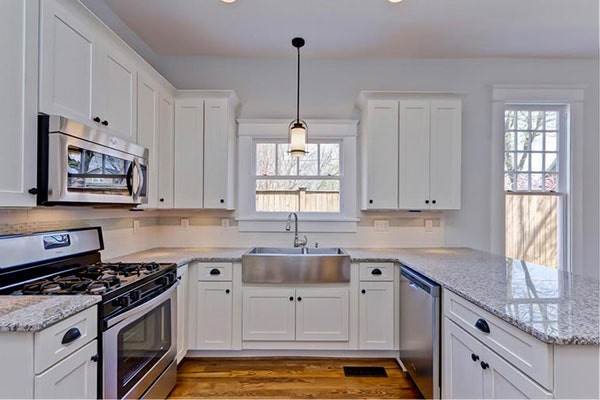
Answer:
[285, 212, 307, 247]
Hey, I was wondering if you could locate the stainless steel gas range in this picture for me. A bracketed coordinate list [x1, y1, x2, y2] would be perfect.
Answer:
[0, 227, 178, 399]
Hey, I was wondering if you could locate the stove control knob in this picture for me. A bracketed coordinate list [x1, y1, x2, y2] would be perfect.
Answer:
[118, 296, 131, 308]
[157, 276, 167, 286]
[129, 290, 141, 302]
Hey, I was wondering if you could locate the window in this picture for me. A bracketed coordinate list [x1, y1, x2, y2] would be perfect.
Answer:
[255, 142, 341, 213]
[237, 120, 358, 232]
[503, 105, 568, 269]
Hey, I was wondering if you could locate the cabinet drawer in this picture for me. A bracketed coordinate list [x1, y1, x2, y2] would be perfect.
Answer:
[359, 263, 394, 281]
[197, 262, 232, 281]
[443, 290, 553, 390]
[34, 306, 97, 374]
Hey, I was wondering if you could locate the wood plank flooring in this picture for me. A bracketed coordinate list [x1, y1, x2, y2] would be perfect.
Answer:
[168, 357, 422, 399]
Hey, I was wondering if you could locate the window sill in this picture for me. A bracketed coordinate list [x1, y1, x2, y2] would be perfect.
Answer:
[237, 217, 359, 233]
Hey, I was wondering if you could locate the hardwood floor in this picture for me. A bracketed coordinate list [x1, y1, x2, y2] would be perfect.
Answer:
[168, 357, 423, 399]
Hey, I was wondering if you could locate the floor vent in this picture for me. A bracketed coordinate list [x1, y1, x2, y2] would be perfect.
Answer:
[343, 366, 388, 377]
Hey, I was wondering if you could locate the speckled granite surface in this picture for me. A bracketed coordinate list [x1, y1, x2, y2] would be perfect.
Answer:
[111, 247, 600, 345]
[0, 295, 101, 332]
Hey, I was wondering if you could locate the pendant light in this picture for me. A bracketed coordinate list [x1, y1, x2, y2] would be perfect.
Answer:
[289, 37, 308, 158]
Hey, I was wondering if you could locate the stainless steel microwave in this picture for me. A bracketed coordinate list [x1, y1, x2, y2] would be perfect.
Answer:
[36, 115, 149, 206]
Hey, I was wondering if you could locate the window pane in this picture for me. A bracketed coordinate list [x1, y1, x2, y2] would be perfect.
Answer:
[256, 179, 340, 212]
[546, 131, 557, 151]
[545, 174, 558, 191]
[515, 153, 530, 172]
[517, 111, 529, 130]
[505, 110, 515, 130]
[277, 144, 297, 175]
[517, 132, 530, 151]
[298, 144, 318, 175]
[531, 173, 543, 191]
[504, 131, 515, 151]
[530, 153, 543, 172]
[545, 153, 558, 172]
[531, 111, 544, 131]
[320, 143, 340, 176]
[545, 111, 558, 130]
[256, 143, 276, 176]
[504, 152, 515, 172]
[516, 173, 529, 191]
[530, 133, 543, 151]
[504, 173, 515, 191]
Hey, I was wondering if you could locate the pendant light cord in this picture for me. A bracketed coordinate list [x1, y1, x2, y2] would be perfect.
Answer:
[296, 46, 300, 124]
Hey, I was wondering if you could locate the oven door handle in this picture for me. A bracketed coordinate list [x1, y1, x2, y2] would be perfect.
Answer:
[106, 281, 179, 329]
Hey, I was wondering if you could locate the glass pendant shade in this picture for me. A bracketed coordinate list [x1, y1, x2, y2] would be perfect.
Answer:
[289, 121, 307, 157]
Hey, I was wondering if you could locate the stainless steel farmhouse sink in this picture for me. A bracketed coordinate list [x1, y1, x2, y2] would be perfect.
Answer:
[242, 247, 351, 283]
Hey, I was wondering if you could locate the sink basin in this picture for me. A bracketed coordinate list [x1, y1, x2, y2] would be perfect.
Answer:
[242, 247, 351, 283]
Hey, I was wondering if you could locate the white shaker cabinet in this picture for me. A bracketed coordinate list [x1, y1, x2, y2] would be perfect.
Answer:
[174, 91, 239, 209]
[358, 281, 394, 349]
[176, 264, 189, 362]
[295, 288, 349, 341]
[242, 288, 296, 341]
[0, 0, 38, 207]
[196, 281, 233, 349]
[158, 92, 175, 208]
[136, 73, 160, 209]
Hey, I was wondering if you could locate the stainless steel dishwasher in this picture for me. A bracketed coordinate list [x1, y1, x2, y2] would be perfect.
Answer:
[399, 265, 441, 399]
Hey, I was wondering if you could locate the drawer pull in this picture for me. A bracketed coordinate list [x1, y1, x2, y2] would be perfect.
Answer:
[475, 318, 490, 334]
[209, 268, 221, 276]
[371, 268, 382, 276]
[471, 353, 479, 362]
[61, 327, 82, 345]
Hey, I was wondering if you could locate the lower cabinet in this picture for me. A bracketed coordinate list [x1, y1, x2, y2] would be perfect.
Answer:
[34, 340, 98, 399]
[358, 281, 394, 349]
[176, 264, 189, 362]
[197, 281, 233, 349]
[242, 287, 349, 342]
[444, 318, 552, 399]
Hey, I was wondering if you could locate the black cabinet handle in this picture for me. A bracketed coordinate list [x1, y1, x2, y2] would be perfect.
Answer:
[91, 354, 99, 362]
[369, 200, 373, 204]
[297, 297, 302, 301]
[371, 268, 382, 276]
[475, 318, 491, 334]
[93, 117, 101, 123]
[225, 289, 230, 294]
[28, 188, 38, 195]
[480, 361, 489, 370]
[209, 268, 221, 276]
[425, 200, 430, 204]
[432, 200, 437, 204]
[61, 327, 82, 344]
[289, 296, 294, 301]
[361, 289, 366, 294]
[471, 353, 479, 362]
[101, 120, 109, 126]
[159, 198, 165, 202]
[220, 199, 225, 204]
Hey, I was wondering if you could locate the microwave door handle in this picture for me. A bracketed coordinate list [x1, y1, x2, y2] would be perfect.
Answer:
[131, 159, 140, 199]
[126, 162, 134, 195]
[134, 161, 144, 198]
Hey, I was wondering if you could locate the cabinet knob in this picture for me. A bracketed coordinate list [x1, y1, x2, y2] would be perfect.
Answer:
[220, 199, 225, 204]
[480, 361, 489, 370]
[432, 200, 437, 204]
[91, 354, 100, 362]
[471, 353, 479, 362]
[93, 117, 101, 123]
[361, 289, 366, 294]
[425, 200, 430, 204]
[159, 198, 165, 202]
[289, 296, 294, 301]
[369, 200, 374, 204]
[28, 188, 38, 195]
[297, 297, 302, 302]
[225, 289, 230, 294]
[101, 120, 109, 126]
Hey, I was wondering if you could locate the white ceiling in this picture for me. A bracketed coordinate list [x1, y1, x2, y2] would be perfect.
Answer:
[99, 0, 598, 59]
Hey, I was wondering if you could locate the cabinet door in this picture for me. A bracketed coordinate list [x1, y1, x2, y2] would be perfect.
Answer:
[203, 99, 230, 209]
[242, 288, 295, 341]
[39, 0, 94, 123]
[295, 288, 349, 341]
[359, 281, 394, 349]
[365, 100, 398, 209]
[176, 265, 188, 362]
[158, 92, 175, 209]
[0, 0, 37, 207]
[92, 46, 137, 141]
[136, 74, 159, 209]
[197, 281, 233, 349]
[443, 318, 485, 399]
[430, 99, 461, 210]
[34, 340, 98, 399]
[174, 100, 204, 208]
[398, 100, 431, 210]
[482, 346, 552, 399]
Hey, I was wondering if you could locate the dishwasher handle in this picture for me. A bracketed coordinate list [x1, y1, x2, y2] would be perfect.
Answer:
[401, 266, 440, 297]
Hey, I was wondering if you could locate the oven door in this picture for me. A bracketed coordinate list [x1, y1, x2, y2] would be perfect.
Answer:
[46, 132, 148, 205]
[103, 283, 177, 399]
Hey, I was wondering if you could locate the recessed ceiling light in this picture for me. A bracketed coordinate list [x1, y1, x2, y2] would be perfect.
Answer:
[221, 0, 237, 3]
[388, 0, 403, 3]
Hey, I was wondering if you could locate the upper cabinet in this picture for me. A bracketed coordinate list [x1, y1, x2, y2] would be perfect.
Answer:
[174, 91, 239, 209]
[0, 0, 38, 207]
[357, 92, 462, 211]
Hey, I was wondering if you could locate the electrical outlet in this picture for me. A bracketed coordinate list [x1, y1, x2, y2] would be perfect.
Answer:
[425, 219, 434, 232]
[181, 218, 190, 229]
[374, 220, 389, 231]
[133, 219, 140, 233]
[221, 218, 229, 230]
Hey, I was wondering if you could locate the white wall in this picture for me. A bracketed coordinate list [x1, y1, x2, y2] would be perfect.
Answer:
[157, 56, 599, 278]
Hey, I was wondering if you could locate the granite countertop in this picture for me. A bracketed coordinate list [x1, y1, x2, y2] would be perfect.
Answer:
[111, 246, 600, 345]
[0, 295, 101, 332]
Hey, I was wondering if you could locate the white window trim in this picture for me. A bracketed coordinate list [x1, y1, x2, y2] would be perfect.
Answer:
[490, 84, 586, 271]
[237, 119, 359, 232]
